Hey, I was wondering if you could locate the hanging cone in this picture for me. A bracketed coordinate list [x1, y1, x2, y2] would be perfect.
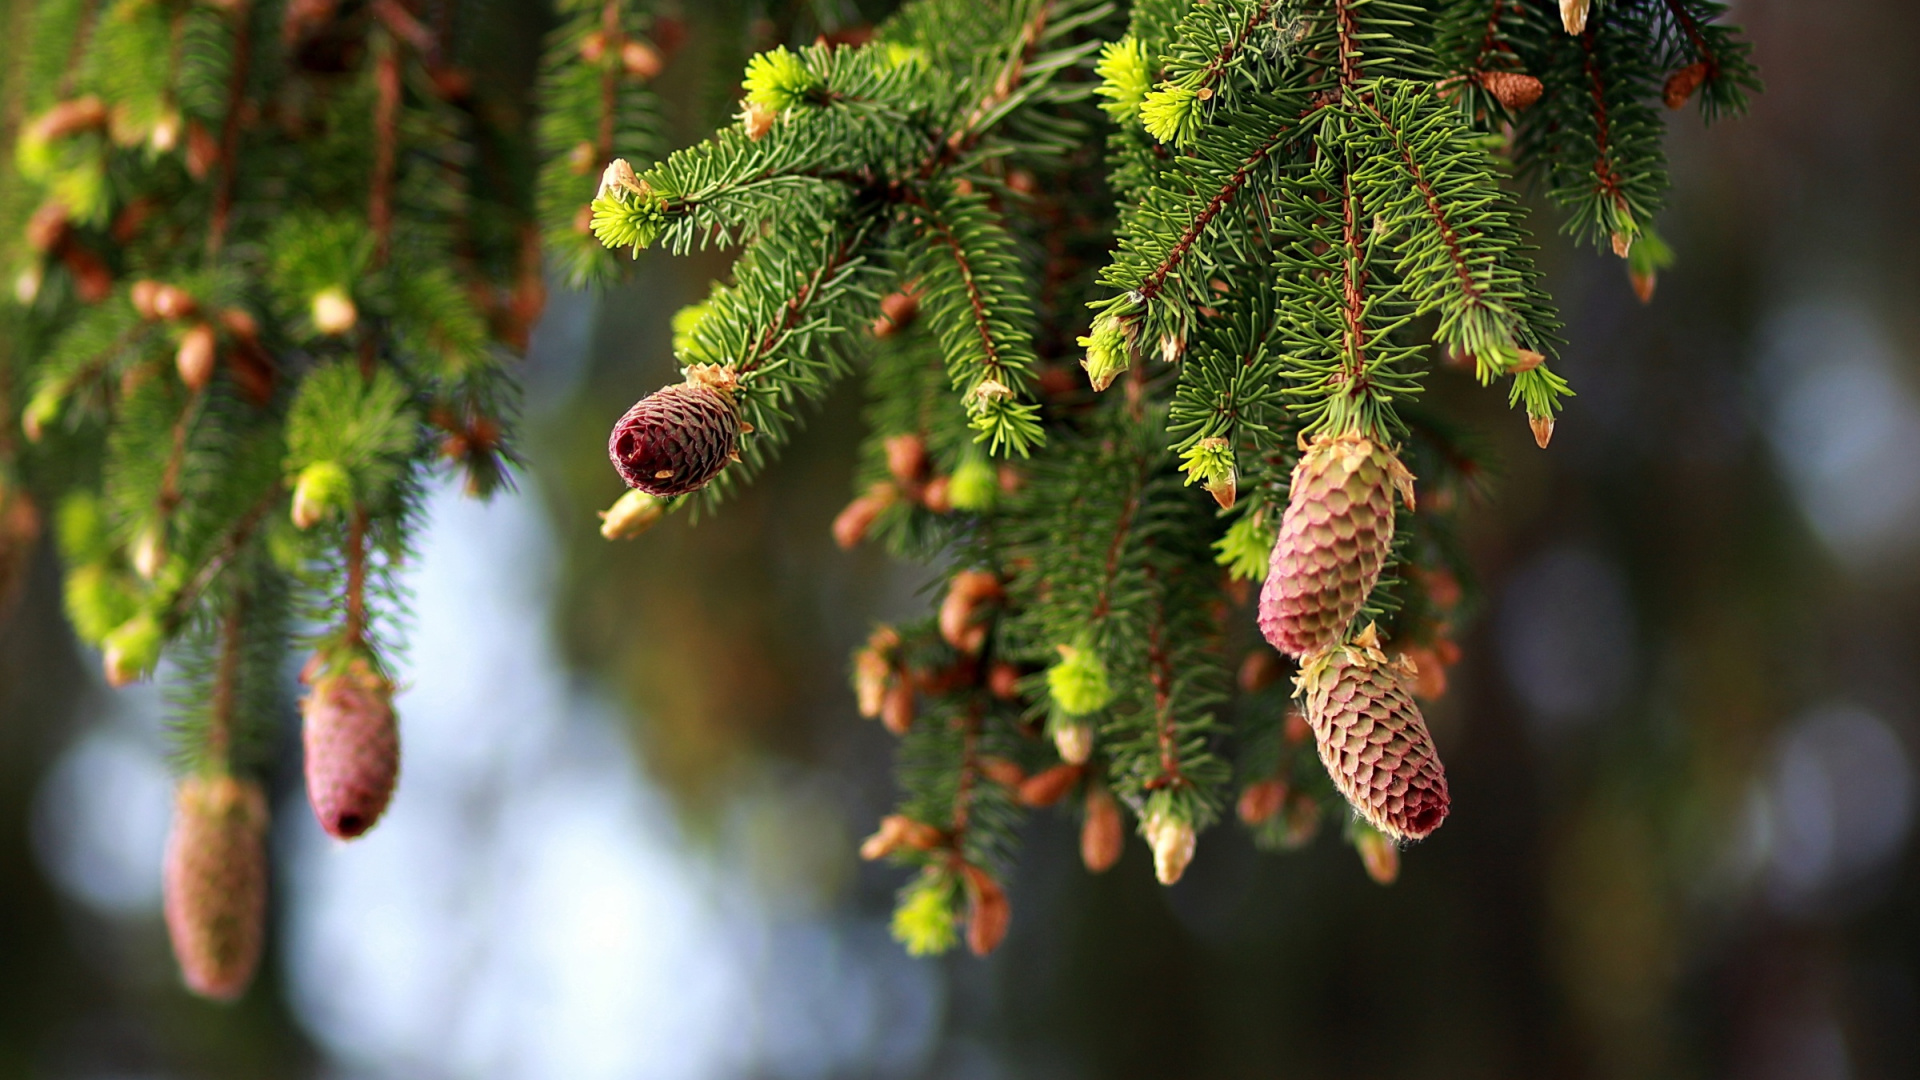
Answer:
[608, 366, 741, 496]
[1258, 433, 1413, 658]
[1295, 626, 1450, 841]
[163, 774, 268, 1001]
[301, 656, 399, 839]
[1475, 70, 1543, 110]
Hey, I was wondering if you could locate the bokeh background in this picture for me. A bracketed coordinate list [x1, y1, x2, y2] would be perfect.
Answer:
[4, 0, 1920, 1076]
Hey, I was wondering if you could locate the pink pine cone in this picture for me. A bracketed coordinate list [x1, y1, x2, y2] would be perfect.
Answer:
[1296, 628, 1449, 840]
[302, 656, 398, 839]
[607, 373, 740, 496]
[163, 774, 268, 1001]
[1259, 433, 1414, 658]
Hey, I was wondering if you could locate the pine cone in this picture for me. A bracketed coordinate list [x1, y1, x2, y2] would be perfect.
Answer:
[163, 774, 268, 1001]
[1258, 433, 1413, 658]
[1663, 61, 1710, 110]
[1296, 626, 1449, 840]
[607, 368, 740, 496]
[302, 656, 399, 839]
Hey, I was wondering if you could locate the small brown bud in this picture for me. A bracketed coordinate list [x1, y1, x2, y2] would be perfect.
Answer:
[1356, 829, 1400, 884]
[176, 323, 217, 391]
[1237, 779, 1287, 826]
[853, 647, 891, 718]
[25, 202, 70, 253]
[860, 814, 942, 859]
[938, 570, 1002, 653]
[1283, 707, 1310, 745]
[1630, 267, 1657, 305]
[978, 756, 1026, 789]
[741, 101, 776, 141]
[873, 290, 920, 337]
[961, 864, 1009, 956]
[1279, 792, 1324, 848]
[151, 284, 198, 321]
[833, 483, 896, 549]
[883, 433, 927, 483]
[131, 279, 163, 320]
[1663, 61, 1710, 110]
[64, 247, 113, 303]
[1018, 763, 1082, 808]
[579, 31, 608, 63]
[880, 680, 915, 735]
[219, 307, 260, 341]
[622, 39, 664, 80]
[1530, 414, 1555, 449]
[1513, 348, 1544, 373]
[1475, 70, 1543, 110]
[568, 140, 597, 175]
[29, 96, 108, 143]
[1237, 648, 1284, 693]
[987, 662, 1021, 700]
[1610, 230, 1632, 259]
[1402, 644, 1448, 702]
[921, 475, 952, 514]
[1081, 787, 1123, 872]
[185, 121, 219, 180]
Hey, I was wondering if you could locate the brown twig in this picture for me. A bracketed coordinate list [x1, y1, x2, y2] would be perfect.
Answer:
[208, 5, 254, 255]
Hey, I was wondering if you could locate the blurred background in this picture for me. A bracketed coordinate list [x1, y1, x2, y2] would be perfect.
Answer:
[4, 0, 1920, 1076]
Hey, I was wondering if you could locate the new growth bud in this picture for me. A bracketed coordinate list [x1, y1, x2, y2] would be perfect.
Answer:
[103, 611, 162, 686]
[310, 286, 358, 336]
[598, 489, 664, 540]
[291, 461, 352, 530]
[1081, 786, 1124, 872]
[1144, 809, 1196, 885]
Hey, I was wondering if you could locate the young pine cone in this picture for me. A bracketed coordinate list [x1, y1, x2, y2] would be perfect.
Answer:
[1296, 626, 1449, 841]
[608, 366, 741, 496]
[163, 774, 268, 1001]
[1259, 433, 1414, 658]
[302, 656, 399, 839]
[1475, 70, 1543, 111]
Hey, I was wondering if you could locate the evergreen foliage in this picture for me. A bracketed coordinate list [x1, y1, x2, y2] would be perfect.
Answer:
[0, 0, 1756, 981]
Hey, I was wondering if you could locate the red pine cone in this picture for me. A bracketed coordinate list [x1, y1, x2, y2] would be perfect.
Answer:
[163, 774, 268, 1001]
[1259, 433, 1414, 658]
[302, 656, 399, 839]
[1080, 786, 1123, 873]
[1296, 627, 1449, 841]
[608, 375, 740, 496]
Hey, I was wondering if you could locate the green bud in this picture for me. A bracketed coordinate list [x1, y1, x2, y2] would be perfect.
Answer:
[891, 871, 959, 957]
[55, 492, 111, 564]
[1214, 512, 1274, 583]
[102, 611, 162, 687]
[1076, 314, 1132, 392]
[742, 46, 822, 112]
[64, 564, 138, 644]
[1047, 643, 1113, 717]
[1095, 37, 1152, 125]
[948, 452, 998, 512]
[1141, 85, 1199, 146]
[669, 298, 713, 358]
[291, 460, 352, 530]
[22, 382, 62, 442]
[1179, 437, 1236, 509]
[589, 192, 665, 255]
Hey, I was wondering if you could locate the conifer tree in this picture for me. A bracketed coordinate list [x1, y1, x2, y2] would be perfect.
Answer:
[0, 0, 1757, 989]
[0, 0, 669, 997]
[589, 0, 1755, 956]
